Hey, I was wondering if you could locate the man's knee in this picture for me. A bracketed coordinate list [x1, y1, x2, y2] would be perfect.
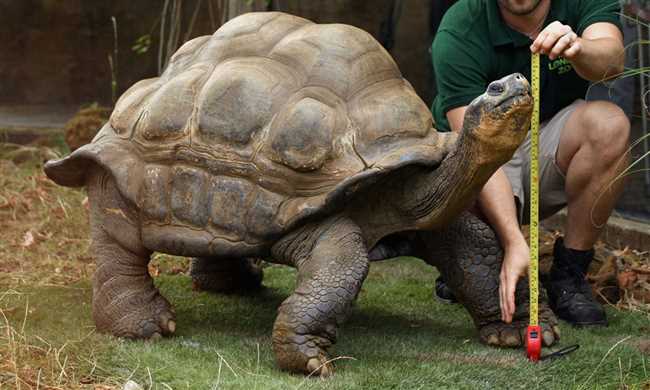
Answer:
[580, 101, 630, 163]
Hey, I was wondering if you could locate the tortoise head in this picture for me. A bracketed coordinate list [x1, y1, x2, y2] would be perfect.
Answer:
[389, 73, 533, 231]
[462, 73, 533, 163]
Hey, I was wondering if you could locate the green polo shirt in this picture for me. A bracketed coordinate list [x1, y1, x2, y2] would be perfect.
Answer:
[431, 0, 622, 132]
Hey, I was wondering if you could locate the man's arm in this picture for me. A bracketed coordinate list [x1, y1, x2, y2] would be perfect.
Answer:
[447, 107, 529, 323]
[531, 22, 624, 81]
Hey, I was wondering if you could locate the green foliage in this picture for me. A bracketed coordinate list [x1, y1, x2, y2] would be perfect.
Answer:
[132, 34, 152, 55]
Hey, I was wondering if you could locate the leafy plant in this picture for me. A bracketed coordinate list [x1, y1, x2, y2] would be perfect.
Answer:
[132, 34, 152, 55]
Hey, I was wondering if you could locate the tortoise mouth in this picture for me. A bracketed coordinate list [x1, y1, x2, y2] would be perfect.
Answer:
[495, 91, 532, 109]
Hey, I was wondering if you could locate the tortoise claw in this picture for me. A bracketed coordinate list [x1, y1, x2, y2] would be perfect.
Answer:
[307, 356, 333, 378]
[478, 305, 560, 348]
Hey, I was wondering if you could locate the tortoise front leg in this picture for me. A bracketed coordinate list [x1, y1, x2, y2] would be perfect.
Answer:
[190, 257, 264, 293]
[88, 166, 176, 339]
[415, 212, 559, 347]
[271, 216, 369, 377]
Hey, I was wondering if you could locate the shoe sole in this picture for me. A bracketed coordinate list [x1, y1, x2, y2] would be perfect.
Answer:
[434, 293, 458, 305]
[549, 304, 609, 327]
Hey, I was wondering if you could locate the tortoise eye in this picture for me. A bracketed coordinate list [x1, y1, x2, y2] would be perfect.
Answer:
[487, 83, 504, 96]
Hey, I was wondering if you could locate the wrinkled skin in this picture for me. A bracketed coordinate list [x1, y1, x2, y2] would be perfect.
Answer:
[411, 212, 559, 348]
[44, 12, 556, 378]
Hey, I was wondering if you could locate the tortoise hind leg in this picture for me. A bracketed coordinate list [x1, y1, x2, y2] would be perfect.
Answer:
[88, 166, 175, 339]
[190, 257, 264, 293]
[415, 212, 559, 347]
[270, 216, 369, 377]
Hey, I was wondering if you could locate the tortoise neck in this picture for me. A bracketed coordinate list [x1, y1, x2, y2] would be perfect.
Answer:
[350, 130, 510, 248]
[405, 132, 498, 229]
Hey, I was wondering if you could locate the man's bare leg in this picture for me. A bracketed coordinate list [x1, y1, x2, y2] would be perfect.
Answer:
[548, 100, 630, 325]
[557, 101, 630, 249]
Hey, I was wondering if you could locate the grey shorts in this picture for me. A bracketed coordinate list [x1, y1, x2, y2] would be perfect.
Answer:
[502, 100, 583, 225]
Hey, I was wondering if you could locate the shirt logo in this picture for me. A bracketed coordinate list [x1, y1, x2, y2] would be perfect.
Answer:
[548, 57, 573, 75]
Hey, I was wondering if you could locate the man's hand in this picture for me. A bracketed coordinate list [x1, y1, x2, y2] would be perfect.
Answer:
[530, 21, 581, 61]
[499, 239, 530, 323]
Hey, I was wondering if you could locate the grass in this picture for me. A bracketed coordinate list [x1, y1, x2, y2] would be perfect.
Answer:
[1, 154, 649, 389]
[3, 261, 650, 389]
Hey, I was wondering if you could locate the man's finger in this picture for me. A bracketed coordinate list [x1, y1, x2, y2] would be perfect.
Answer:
[568, 32, 577, 43]
[540, 31, 562, 55]
[564, 40, 581, 59]
[499, 277, 504, 321]
[499, 289, 504, 322]
[531, 31, 548, 53]
[507, 278, 517, 323]
[504, 279, 511, 323]
[539, 24, 573, 55]
[499, 272, 507, 321]
[549, 33, 572, 60]
[502, 284, 508, 321]
[531, 21, 560, 51]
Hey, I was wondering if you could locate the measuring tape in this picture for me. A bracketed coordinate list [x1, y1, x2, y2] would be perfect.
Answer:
[526, 52, 542, 362]
[524, 53, 580, 363]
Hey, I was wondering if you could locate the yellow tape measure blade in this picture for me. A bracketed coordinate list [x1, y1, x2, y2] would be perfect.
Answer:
[529, 53, 540, 327]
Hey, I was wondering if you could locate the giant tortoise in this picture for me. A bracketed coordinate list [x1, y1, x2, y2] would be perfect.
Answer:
[44, 12, 558, 376]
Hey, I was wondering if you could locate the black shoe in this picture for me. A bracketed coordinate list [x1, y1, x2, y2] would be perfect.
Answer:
[543, 238, 607, 326]
[434, 276, 458, 304]
[367, 233, 415, 261]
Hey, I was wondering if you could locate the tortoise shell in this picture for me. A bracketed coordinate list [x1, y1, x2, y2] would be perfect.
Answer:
[45, 12, 452, 256]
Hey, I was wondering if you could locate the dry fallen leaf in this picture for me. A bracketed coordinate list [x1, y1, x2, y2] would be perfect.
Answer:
[20, 230, 35, 247]
[617, 271, 638, 289]
[148, 263, 160, 277]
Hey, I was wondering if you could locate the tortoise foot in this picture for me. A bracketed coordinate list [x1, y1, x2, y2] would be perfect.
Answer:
[479, 305, 560, 348]
[273, 328, 335, 378]
[307, 356, 333, 378]
[94, 280, 176, 340]
[190, 258, 263, 293]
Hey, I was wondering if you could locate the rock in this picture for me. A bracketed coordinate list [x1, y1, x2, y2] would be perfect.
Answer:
[0, 143, 58, 165]
[64, 104, 111, 152]
[122, 380, 144, 390]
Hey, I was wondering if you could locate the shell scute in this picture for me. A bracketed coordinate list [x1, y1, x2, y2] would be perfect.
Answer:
[197, 12, 311, 65]
[110, 78, 160, 137]
[269, 23, 398, 98]
[171, 166, 210, 227]
[349, 79, 436, 167]
[141, 164, 171, 222]
[348, 49, 400, 97]
[208, 176, 254, 239]
[246, 187, 285, 238]
[136, 67, 206, 142]
[164, 36, 211, 80]
[268, 97, 335, 172]
[195, 58, 296, 147]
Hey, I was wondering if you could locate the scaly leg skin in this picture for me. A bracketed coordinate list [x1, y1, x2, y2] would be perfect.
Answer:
[88, 166, 176, 339]
[271, 216, 369, 377]
[190, 257, 264, 293]
[415, 212, 560, 347]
